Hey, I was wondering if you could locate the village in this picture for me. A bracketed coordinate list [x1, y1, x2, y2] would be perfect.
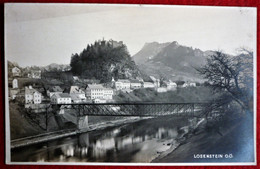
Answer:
[8, 65, 198, 111]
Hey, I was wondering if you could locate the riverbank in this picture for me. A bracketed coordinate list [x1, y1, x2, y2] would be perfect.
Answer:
[153, 114, 255, 163]
[11, 116, 150, 149]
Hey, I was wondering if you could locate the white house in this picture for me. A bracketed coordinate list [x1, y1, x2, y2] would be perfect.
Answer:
[86, 84, 114, 100]
[182, 83, 189, 88]
[157, 87, 167, 93]
[115, 79, 131, 90]
[166, 81, 177, 90]
[51, 93, 71, 104]
[150, 76, 160, 88]
[12, 67, 21, 77]
[25, 86, 42, 104]
[86, 84, 105, 100]
[12, 79, 18, 88]
[28, 70, 41, 79]
[130, 80, 142, 89]
[47, 86, 63, 97]
[103, 88, 114, 100]
[182, 82, 196, 87]
[143, 82, 155, 88]
[70, 86, 86, 101]
[189, 82, 197, 87]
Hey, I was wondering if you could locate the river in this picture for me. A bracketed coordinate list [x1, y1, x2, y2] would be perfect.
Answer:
[11, 116, 195, 163]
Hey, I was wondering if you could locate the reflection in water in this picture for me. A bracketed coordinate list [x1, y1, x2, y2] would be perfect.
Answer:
[11, 116, 191, 162]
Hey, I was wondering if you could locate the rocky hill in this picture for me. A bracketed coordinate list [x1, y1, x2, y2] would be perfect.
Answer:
[70, 40, 151, 83]
[133, 41, 208, 82]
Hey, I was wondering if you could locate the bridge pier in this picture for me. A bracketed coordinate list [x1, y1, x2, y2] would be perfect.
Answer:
[78, 115, 89, 130]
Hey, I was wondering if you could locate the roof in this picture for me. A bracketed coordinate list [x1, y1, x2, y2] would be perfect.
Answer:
[55, 93, 71, 98]
[49, 86, 63, 92]
[25, 87, 40, 95]
[103, 87, 113, 91]
[12, 67, 20, 71]
[143, 82, 154, 85]
[70, 93, 81, 100]
[86, 84, 105, 90]
[130, 80, 141, 83]
[70, 86, 85, 94]
[117, 79, 130, 83]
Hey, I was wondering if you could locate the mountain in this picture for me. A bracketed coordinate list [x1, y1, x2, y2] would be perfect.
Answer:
[70, 40, 151, 83]
[133, 41, 208, 82]
[133, 42, 170, 63]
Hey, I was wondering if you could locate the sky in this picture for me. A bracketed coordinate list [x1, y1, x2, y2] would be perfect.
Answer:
[5, 3, 257, 67]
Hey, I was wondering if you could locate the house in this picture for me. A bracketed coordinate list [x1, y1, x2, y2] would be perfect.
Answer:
[12, 79, 18, 88]
[189, 82, 196, 87]
[12, 67, 21, 77]
[182, 83, 189, 88]
[157, 87, 167, 93]
[47, 86, 63, 97]
[182, 82, 196, 87]
[25, 86, 42, 104]
[86, 84, 105, 100]
[115, 79, 131, 90]
[9, 89, 19, 100]
[86, 84, 114, 100]
[73, 76, 79, 81]
[143, 82, 155, 88]
[28, 70, 41, 79]
[70, 93, 83, 103]
[130, 80, 142, 89]
[150, 76, 160, 88]
[51, 93, 71, 104]
[109, 40, 123, 48]
[70, 86, 86, 101]
[103, 88, 114, 100]
[166, 81, 177, 90]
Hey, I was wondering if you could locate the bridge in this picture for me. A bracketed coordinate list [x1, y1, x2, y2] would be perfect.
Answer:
[45, 102, 209, 130]
[51, 102, 208, 117]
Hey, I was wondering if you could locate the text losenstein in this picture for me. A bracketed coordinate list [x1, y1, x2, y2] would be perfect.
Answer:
[194, 154, 224, 159]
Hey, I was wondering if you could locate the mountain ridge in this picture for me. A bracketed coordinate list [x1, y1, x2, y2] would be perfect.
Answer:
[133, 41, 208, 82]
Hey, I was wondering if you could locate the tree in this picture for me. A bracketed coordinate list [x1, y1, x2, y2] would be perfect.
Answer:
[197, 50, 253, 114]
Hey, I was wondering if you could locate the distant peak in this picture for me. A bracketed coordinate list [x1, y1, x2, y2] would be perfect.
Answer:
[170, 41, 179, 46]
[144, 42, 159, 46]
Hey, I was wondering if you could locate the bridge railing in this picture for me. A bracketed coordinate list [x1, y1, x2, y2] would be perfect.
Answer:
[49, 102, 209, 117]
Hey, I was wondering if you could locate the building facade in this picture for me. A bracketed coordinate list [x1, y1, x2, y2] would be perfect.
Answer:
[12, 79, 18, 88]
[70, 86, 86, 101]
[25, 86, 42, 104]
[51, 93, 71, 104]
[47, 86, 63, 97]
[115, 79, 131, 90]
[86, 84, 114, 100]
[103, 88, 114, 100]
[130, 80, 142, 89]
[166, 81, 177, 90]
[143, 82, 155, 88]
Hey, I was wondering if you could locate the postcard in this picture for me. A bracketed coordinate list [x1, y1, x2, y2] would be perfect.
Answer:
[4, 3, 257, 165]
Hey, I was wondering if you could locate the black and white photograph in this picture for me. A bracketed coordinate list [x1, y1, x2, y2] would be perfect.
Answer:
[4, 3, 256, 165]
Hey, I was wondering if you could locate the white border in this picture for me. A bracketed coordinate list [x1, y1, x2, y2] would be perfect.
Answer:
[4, 3, 257, 166]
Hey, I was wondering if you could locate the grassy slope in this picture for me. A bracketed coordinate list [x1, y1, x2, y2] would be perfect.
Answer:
[9, 102, 44, 140]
